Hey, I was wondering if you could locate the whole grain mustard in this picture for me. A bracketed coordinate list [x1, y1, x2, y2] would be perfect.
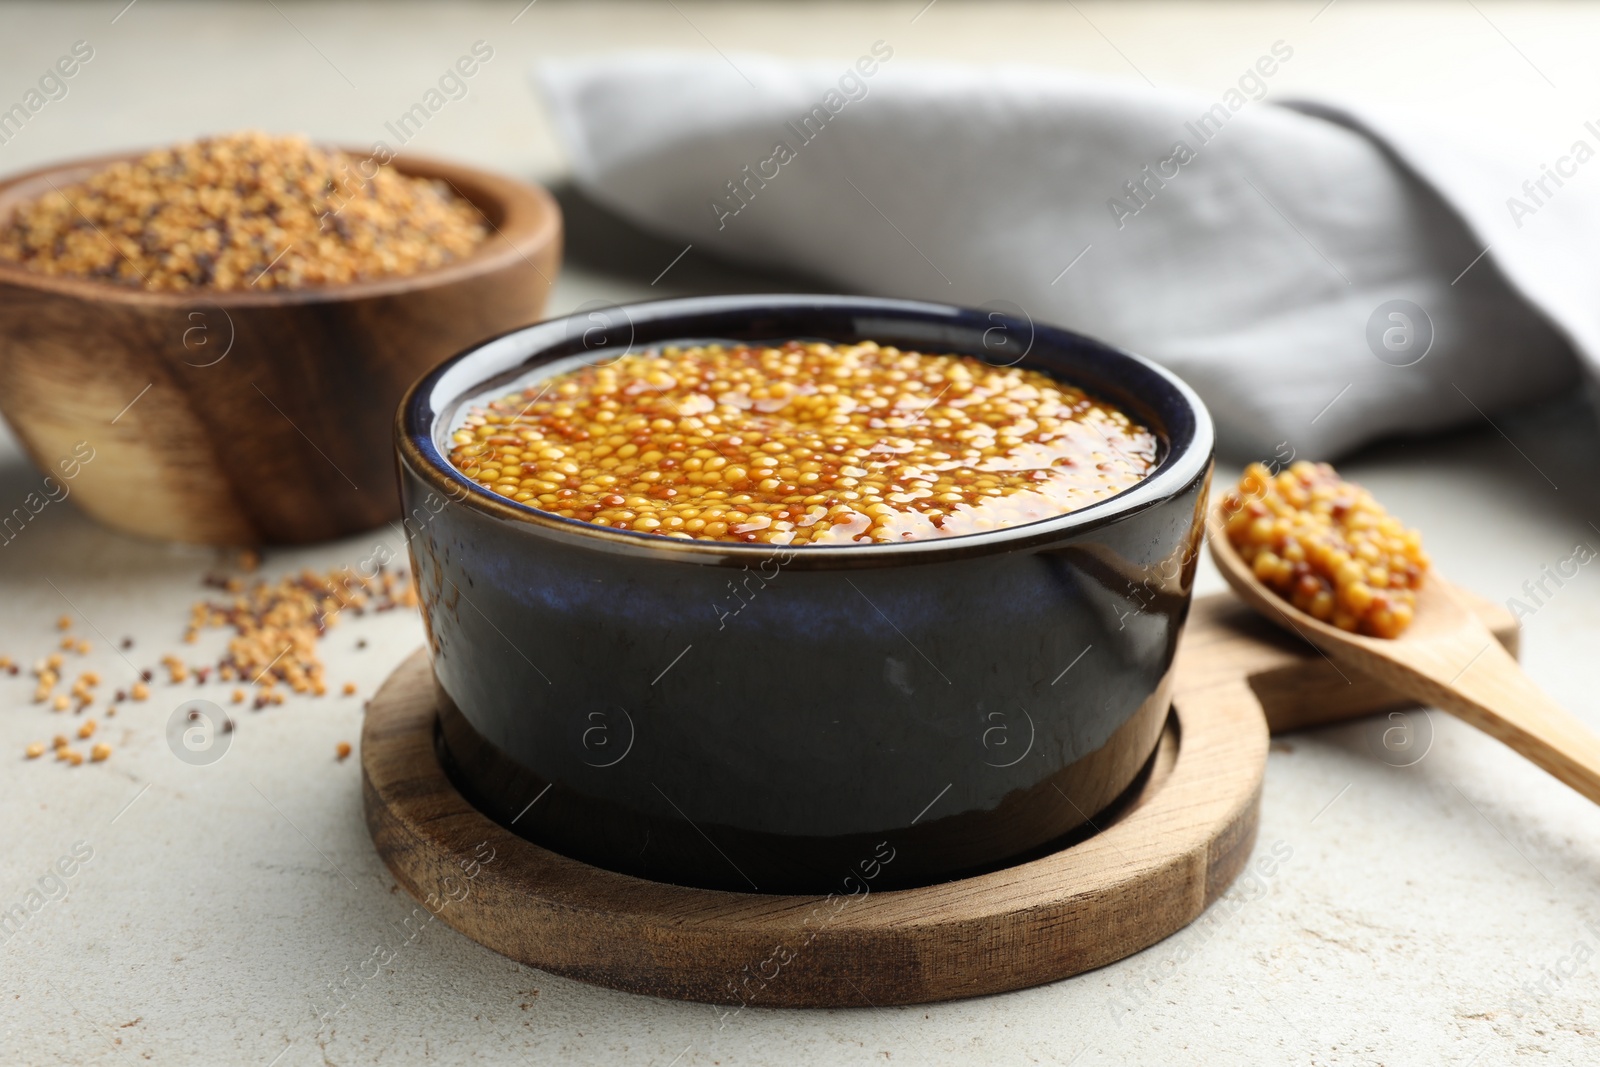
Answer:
[448, 340, 1158, 545]
[1220, 461, 1428, 638]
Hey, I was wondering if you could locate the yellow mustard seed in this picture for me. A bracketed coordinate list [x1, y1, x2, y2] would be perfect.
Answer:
[192, 563, 409, 692]
[90, 743, 111, 763]
[448, 341, 1158, 545]
[0, 131, 488, 292]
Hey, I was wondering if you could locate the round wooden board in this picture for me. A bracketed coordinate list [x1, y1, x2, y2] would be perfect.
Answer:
[362, 606, 1272, 1008]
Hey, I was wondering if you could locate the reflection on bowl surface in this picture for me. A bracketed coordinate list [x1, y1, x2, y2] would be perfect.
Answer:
[398, 295, 1213, 893]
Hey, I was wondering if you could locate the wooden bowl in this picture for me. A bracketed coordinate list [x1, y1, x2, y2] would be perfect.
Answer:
[0, 149, 561, 545]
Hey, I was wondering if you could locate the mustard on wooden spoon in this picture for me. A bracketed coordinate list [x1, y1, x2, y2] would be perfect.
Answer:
[1209, 462, 1600, 803]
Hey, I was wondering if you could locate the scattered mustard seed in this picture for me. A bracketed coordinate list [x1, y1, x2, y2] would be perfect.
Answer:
[191, 563, 414, 693]
[18, 554, 418, 771]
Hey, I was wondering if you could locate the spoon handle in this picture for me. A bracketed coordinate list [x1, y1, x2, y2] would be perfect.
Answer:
[1358, 635, 1600, 805]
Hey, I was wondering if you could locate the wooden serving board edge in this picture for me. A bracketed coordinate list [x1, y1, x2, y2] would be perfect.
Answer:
[360, 585, 1508, 1008]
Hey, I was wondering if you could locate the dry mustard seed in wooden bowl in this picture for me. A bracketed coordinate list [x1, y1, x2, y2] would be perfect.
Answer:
[1219, 461, 1429, 638]
[0, 131, 488, 290]
[447, 340, 1159, 545]
[0, 131, 561, 544]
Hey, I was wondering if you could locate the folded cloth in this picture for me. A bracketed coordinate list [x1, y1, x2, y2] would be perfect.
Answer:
[537, 50, 1593, 460]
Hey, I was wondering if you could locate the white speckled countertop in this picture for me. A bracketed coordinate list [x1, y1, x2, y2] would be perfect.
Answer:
[3, 3, 1600, 1064]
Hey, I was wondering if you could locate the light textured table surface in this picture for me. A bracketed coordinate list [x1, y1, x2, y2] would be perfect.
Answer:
[3, 3, 1600, 1065]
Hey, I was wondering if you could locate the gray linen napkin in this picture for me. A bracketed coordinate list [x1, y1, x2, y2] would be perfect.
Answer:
[537, 50, 1593, 460]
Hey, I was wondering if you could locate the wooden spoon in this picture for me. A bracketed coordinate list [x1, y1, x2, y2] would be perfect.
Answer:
[1207, 503, 1600, 803]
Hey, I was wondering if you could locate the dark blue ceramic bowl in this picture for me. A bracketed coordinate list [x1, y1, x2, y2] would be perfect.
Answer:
[396, 295, 1213, 893]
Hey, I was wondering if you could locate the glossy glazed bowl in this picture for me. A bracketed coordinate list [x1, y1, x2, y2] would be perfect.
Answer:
[397, 295, 1213, 893]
